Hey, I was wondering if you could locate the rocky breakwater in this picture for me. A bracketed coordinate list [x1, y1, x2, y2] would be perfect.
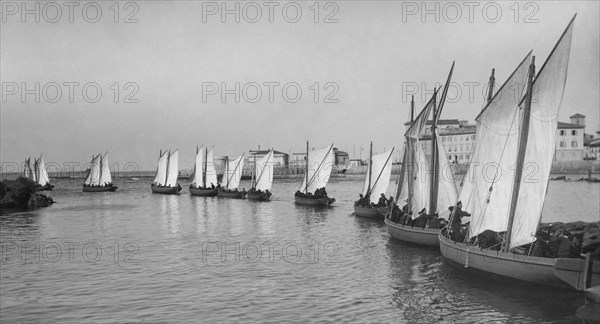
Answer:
[0, 176, 55, 214]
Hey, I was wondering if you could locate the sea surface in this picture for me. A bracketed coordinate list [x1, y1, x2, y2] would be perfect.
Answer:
[1, 177, 598, 323]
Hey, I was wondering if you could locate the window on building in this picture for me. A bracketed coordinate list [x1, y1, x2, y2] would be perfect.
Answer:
[572, 130, 577, 135]
[466, 136, 469, 141]
[442, 137, 446, 142]
[454, 146, 457, 152]
[459, 154, 463, 160]
[572, 141, 577, 147]
[448, 155, 452, 160]
[449, 137, 452, 142]
[466, 154, 470, 160]
[471, 135, 475, 140]
[560, 130, 565, 136]
[560, 141, 566, 148]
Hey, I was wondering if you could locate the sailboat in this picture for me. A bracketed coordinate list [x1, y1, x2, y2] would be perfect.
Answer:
[189, 146, 219, 196]
[24, 155, 54, 191]
[218, 153, 245, 198]
[354, 142, 395, 218]
[151, 149, 182, 194]
[83, 152, 118, 192]
[439, 16, 599, 290]
[294, 142, 336, 207]
[247, 149, 274, 201]
[384, 64, 459, 246]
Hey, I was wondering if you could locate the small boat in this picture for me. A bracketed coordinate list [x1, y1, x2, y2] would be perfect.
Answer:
[385, 63, 458, 246]
[294, 142, 335, 207]
[189, 146, 218, 197]
[353, 142, 394, 219]
[24, 155, 54, 191]
[151, 149, 182, 194]
[247, 149, 274, 201]
[83, 152, 118, 192]
[440, 16, 599, 290]
[218, 153, 245, 198]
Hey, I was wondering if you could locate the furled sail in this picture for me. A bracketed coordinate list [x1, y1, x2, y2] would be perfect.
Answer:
[85, 154, 101, 186]
[205, 147, 218, 187]
[99, 152, 112, 185]
[255, 149, 274, 191]
[362, 148, 395, 204]
[510, 19, 574, 248]
[192, 146, 205, 188]
[153, 150, 168, 186]
[36, 155, 50, 185]
[224, 154, 244, 190]
[299, 144, 334, 193]
[165, 150, 179, 187]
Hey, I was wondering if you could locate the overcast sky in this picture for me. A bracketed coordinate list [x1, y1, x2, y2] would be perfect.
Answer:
[1, 1, 598, 172]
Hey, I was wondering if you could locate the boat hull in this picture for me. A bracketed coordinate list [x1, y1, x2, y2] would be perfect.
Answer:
[218, 190, 245, 199]
[354, 206, 383, 218]
[294, 196, 334, 207]
[83, 185, 118, 192]
[385, 218, 440, 246]
[151, 185, 181, 195]
[247, 191, 271, 201]
[189, 187, 218, 196]
[438, 228, 600, 290]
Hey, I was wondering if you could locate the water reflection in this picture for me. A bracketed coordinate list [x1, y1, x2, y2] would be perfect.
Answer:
[159, 195, 180, 235]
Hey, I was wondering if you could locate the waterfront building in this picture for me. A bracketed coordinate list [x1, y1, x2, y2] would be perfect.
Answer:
[555, 114, 586, 161]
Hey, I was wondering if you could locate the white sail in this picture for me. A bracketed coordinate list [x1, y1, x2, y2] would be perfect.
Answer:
[395, 145, 409, 204]
[511, 20, 574, 248]
[255, 149, 274, 191]
[153, 150, 168, 186]
[24, 158, 35, 181]
[85, 154, 101, 186]
[411, 141, 431, 216]
[99, 152, 112, 185]
[363, 148, 394, 204]
[435, 132, 458, 218]
[459, 52, 532, 239]
[165, 150, 179, 187]
[205, 148, 218, 187]
[192, 146, 205, 188]
[299, 144, 334, 193]
[224, 154, 244, 190]
[36, 155, 50, 185]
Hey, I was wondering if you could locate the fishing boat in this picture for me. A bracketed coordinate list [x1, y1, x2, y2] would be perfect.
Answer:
[189, 146, 219, 196]
[218, 153, 245, 198]
[439, 16, 599, 290]
[294, 142, 335, 207]
[24, 155, 54, 191]
[385, 64, 459, 246]
[151, 149, 182, 194]
[247, 149, 274, 201]
[82, 152, 118, 192]
[354, 142, 394, 218]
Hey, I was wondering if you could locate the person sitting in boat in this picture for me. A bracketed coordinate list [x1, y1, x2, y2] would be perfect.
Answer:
[210, 183, 215, 189]
[387, 196, 394, 206]
[450, 201, 471, 242]
[242, 188, 247, 195]
[265, 189, 271, 198]
[428, 213, 441, 229]
[412, 208, 428, 228]
[355, 194, 364, 207]
[377, 194, 387, 207]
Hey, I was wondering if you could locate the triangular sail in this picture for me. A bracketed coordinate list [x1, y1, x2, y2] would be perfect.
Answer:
[299, 144, 334, 193]
[85, 154, 101, 186]
[435, 132, 458, 218]
[192, 146, 205, 188]
[99, 152, 112, 185]
[24, 158, 35, 181]
[255, 149, 274, 191]
[362, 148, 394, 204]
[205, 147, 218, 187]
[411, 141, 431, 216]
[165, 150, 179, 187]
[510, 18, 574, 248]
[225, 154, 244, 190]
[153, 150, 168, 186]
[36, 155, 50, 185]
[460, 52, 532, 239]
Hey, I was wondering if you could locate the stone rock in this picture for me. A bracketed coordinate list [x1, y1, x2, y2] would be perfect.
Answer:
[0, 177, 54, 214]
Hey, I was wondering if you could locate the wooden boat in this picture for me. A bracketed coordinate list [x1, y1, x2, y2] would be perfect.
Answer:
[439, 16, 599, 291]
[385, 64, 458, 245]
[151, 149, 181, 194]
[247, 149, 274, 201]
[294, 142, 336, 207]
[83, 152, 118, 192]
[24, 155, 54, 191]
[218, 153, 245, 198]
[354, 142, 394, 219]
[189, 145, 218, 197]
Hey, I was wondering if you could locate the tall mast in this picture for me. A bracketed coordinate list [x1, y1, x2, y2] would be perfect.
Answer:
[410, 95, 415, 121]
[504, 56, 536, 252]
[165, 150, 171, 186]
[305, 140, 309, 193]
[99, 154, 103, 186]
[487, 68, 496, 105]
[224, 156, 229, 189]
[203, 146, 208, 188]
[406, 96, 415, 214]
[367, 141, 373, 195]
[252, 150, 257, 188]
[429, 88, 438, 214]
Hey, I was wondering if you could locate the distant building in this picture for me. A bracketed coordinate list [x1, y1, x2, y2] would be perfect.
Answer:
[416, 119, 476, 164]
[333, 147, 349, 165]
[589, 138, 600, 160]
[248, 149, 289, 166]
[290, 152, 307, 167]
[554, 114, 586, 161]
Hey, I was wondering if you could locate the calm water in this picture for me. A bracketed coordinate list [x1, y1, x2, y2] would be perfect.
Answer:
[1, 177, 598, 323]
